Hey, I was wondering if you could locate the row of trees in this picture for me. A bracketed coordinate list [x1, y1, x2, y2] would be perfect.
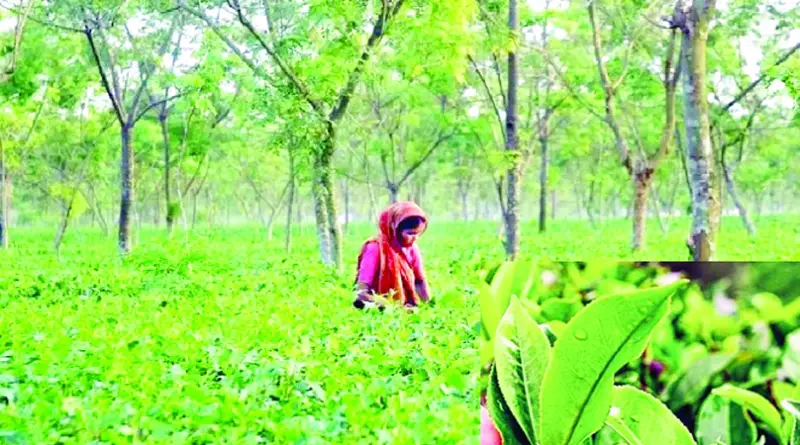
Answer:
[1, 0, 798, 264]
[474, 0, 799, 260]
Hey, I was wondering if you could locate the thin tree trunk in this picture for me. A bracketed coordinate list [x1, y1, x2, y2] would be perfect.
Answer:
[160, 116, 175, 236]
[539, 126, 549, 233]
[319, 131, 342, 269]
[285, 147, 296, 253]
[632, 173, 652, 250]
[119, 124, 134, 254]
[459, 181, 469, 222]
[723, 164, 756, 236]
[312, 176, 332, 265]
[297, 192, 304, 236]
[681, 2, 718, 261]
[311, 147, 333, 264]
[652, 184, 669, 233]
[344, 176, 350, 233]
[551, 189, 556, 220]
[0, 139, 8, 249]
[192, 190, 199, 230]
[504, 0, 521, 260]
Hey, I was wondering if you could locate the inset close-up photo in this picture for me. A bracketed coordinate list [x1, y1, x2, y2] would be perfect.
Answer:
[480, 261, 800, 445]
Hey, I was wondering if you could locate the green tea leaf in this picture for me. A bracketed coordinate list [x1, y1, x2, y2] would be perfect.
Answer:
[540, 297, 582, 323]
[598, 386, 696, 445]
[781, 399, 800, 445]
[750, 292, 785, 323]
[603, 415, 644, 445]
[495, 296, 552, 444]
[782, 330, 800, 383]
[488, 364, 530, 445]
[711, 384, 784, 441]
[480, 262, 516, 340]
[667, 354, 737, 411]
[696, 393, 757, 445]
[540, 280, 689, 445]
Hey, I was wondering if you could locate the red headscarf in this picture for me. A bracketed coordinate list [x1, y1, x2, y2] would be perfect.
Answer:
[356, 201, 428, 306]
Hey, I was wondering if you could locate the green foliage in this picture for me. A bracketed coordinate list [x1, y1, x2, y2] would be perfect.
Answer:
[485, 267, 690, 445]
[0, 227, 478, 443]
[483, 261, 800, 445]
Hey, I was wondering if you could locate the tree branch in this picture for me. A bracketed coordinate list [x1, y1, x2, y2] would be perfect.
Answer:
[528, 45, 606, 121]
[329, 0, 407, 122]
[126, 20, 177, 124]
[178, 2, 277, 86]
[468, 55, 506, 142]
[225, 0, 326, 117]
[722, 41, 800, 112]
[211, 84, 241, 128]
[397, 128, 455, 187]
[649, 28, 681, 170]
[0, 0, 84, 33]
[588, 0, 632, 174]
[133, 92, 188, 124]
[491, 52, 507, 111]
[84, 27, 125, 126]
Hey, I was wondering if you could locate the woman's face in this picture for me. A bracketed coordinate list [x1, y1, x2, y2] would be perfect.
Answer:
[398, 226, 422, 247]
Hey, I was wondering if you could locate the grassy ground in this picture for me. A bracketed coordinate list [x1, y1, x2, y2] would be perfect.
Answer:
[434, 214, 800, 261]
[0, 227, 481, 444]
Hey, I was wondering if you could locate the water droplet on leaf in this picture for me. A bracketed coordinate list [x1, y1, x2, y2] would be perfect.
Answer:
[573, 329, 588, 341]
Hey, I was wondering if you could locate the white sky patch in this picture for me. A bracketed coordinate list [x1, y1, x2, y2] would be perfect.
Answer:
[779, 29, 800, 50]
[523, 25, 568, 44]
[250, 14, 270, 34]
[526, 0, 569, 12]
[467, 104, 480, 118]
[391, 70, 403, 82]
[739, 35, 763, 81]
[220, 80, 237, 94]
[127, 14, 149, 37]
[0, 17, 15, 33]
[772, 0, 798, 13]
[463, 87, 477, 98]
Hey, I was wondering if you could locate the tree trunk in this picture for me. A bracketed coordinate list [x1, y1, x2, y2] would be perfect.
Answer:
[319, 132, 342, 270]
[681, 2, 718, 261]
[192, 190, 198, 230]
[723, 165, 756, 236]
[551, 189, 556, 220]
[160, 116, 175, 236]
[266, 214, 275, 241]
[312, 152, 333, 265]
[285, 147, 295, 253]
[539, 127, 549, 233]
[0, 140, 8, 249]
[632, 171, 653, 250]
[344, 176, 350, 233]
[54, 194, 77, 259]
[652, 184, 669, 233]
[119, 125, 134, 254]
[460, 185, 469, 222]
[504, 0, 521, 260]
[388, 183, 398, 204]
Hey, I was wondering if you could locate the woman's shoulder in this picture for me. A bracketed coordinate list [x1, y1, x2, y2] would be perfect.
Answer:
[361, 239, 380, 254]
